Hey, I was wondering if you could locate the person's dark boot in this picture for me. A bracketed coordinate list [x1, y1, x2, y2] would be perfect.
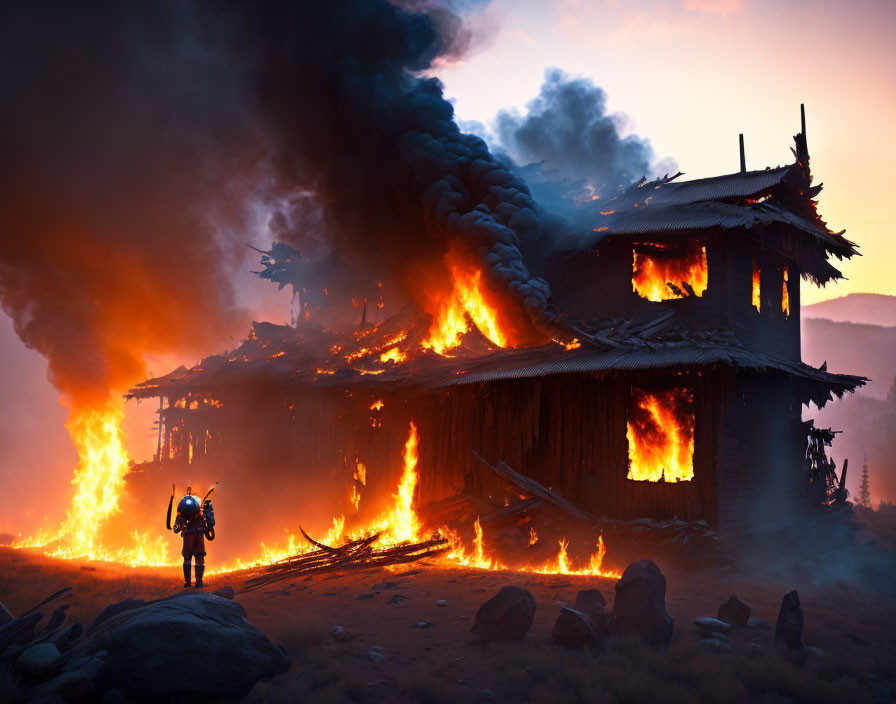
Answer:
[183, 562, 192, 588]
[194, 563, 205, 588]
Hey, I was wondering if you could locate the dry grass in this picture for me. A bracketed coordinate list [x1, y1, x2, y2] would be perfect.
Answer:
[2, 519, 895, 704]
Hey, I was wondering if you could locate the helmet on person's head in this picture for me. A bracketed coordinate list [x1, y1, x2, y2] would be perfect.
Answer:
[177, 494, 201, 517]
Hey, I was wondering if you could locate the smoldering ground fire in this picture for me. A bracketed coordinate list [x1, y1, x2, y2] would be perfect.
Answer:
[0, 0, 867, 578]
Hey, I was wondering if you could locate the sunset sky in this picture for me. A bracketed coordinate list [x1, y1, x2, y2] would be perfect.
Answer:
[1, 0, 894, 535]
[437, 0, 896, 305]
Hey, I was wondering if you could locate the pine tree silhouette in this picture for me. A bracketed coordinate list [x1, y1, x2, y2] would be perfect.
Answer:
[858, 455, 871, 509]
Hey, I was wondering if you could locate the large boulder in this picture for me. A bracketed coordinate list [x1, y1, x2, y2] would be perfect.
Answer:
[611, 560, 673, 643]
[472, 586, 536, 642]
[774, 590, 803, 650]
[552, 608, 598, 648]
[70, 592, 290, 701]
[717, 595, 751, 628]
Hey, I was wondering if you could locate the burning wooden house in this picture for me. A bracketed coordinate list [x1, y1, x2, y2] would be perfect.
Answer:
[128, 112, 863, 537]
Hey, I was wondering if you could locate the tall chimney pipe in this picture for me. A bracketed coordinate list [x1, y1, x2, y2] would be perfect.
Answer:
[739, 133, 746, 173]
[800, 103, 806, 141]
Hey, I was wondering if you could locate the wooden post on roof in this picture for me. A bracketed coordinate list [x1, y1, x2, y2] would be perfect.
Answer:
[739, 134, 746, 173]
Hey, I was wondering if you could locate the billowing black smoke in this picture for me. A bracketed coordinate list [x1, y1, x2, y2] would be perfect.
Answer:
[494, 69, 673, 224]
[0, 0, 567, 396]
[0, 2, 256, 405]
[227, 0, 557, 342]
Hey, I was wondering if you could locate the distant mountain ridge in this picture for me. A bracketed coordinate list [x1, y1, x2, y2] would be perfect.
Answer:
[802, 293, 896, 327]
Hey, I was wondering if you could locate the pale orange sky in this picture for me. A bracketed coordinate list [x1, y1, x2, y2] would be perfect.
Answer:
[436, 0, 896, 305]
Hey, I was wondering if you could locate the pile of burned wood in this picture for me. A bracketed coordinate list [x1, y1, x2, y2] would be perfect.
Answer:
[240, 528, 449, 592]
[427, 453, 722, 565]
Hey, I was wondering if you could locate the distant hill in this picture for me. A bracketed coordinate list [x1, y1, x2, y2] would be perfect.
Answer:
[802, 318, 896, 399]
[802, 293, 896, 327]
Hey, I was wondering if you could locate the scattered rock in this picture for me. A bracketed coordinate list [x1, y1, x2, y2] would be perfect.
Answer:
[211, 586, 235, 600]
[0, 600, 12, 626]
[472, 586, 536, 642]
[16, 642, 63, 676]
[710, 632, 733, 646]
[574, 589, 606, 613]
[27, 655, 104, 701]
[717, 595, 751, 628]
[357, 591, 376, 600]
[611, 561, 673, 643]
[69, 592, 290, 700]
[552, 608, 598, 648]
[700, 638, 733, 653]
[329, 625, 352, 642]
[412, 622, 433, 629]
[365, 649, 386, 663]
[694, 617, 732, 636]
[747, 617, 772, 630]
[436, 600, 447, 607]
[387, 594, 409, 606]
[774, 590, 803, 650]
[479, 688, 496, 702]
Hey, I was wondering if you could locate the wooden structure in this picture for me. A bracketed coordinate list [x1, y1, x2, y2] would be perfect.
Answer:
[127, 114, 863, 535]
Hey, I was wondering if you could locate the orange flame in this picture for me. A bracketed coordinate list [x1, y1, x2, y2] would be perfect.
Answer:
[15, 403, 168, 567]
[423, 259, 507, 355]
[752, 257, 761, 312]
[626, 388, 695, 483]
[782, 265, 790, 317]
[632, 245, 708, 301]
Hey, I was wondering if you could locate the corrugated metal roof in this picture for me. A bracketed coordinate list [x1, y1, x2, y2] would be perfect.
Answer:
[596, 201, 832, 241]
[642, 166, 792, 207]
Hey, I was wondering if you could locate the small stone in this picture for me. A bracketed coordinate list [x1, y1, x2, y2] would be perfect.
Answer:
[329, 625, 352, 642]
[552, 608, 599, 648]
[711, 631, 733, 645]
[27, 656, 104, 701]
[717, 595, 751, 628]
[574, 589, 606, 613]
[479, 689, 496, 702]
[694, 617, 732, 636]
[16, 642, 63, 676]
[472, 586, 536, 642]
[211, 586, 235, 600]
[611, 560, 673, 644]
[436, 600, 447, 607]
[365, 649, 386, 663]
[412, 622, 433, 628]
[747, 617, 772, 630]
[700, 638, 732, 653]
[357, 591, 376, 600]
[774, 591, 803, 650]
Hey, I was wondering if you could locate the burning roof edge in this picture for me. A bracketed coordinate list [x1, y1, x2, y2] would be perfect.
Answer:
[127, 337, 864, 410]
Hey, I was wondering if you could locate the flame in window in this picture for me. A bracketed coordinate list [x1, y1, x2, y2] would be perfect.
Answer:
[632, 244, 708, 301]
[626, 387, 695, 483]
[782, 266, 790, 317]
[752, 258, 761, 312]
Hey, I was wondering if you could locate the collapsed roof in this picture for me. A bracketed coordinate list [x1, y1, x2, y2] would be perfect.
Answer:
[128, 309, 864, 409]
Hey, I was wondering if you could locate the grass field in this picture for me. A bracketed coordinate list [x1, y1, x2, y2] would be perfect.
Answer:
[2, 509, 894, 703]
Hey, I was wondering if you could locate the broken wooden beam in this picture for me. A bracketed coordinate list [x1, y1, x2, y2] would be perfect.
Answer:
[472, 451, 594, 523]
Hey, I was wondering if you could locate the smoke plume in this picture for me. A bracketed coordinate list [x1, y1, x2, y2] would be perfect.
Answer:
[0, 3, 255, 408]
[494, 69, 674, 224]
